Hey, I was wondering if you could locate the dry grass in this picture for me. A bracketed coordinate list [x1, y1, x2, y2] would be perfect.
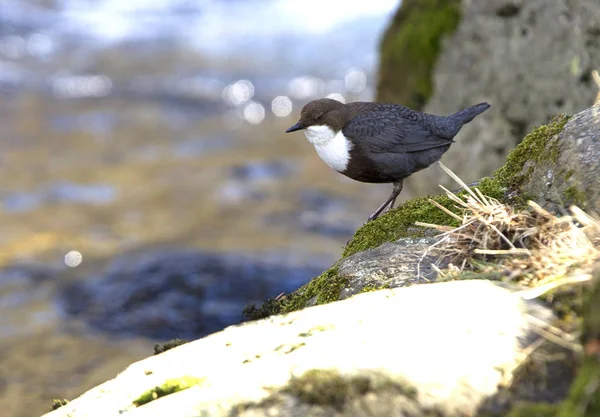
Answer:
[417, 163, 600, 295]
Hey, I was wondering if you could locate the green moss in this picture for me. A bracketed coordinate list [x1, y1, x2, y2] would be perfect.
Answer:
[494, 114, 571, 191]
[565, 170, 575, 181]
[154, 338, 189, 355]
[506, 402, 558, 417]
[343, 179, 506, 258]
[545, 285, 588, 332]
[243, 265, 347, 318]
[555, 271, 600, 417]
[564, 185, 587, 206]
[50, 399, 69, 411]
[377, 0, 462, 109]
[132, 376, 204, 407]
[582, 270, 600, 348]
[242, 296, 285, 321]
[358, 283, 391, 293]
[344, 194, 459, 258]
[557, 357, 600, 417]
[282, 369, 417, 410]
[282, 265, 347, 313]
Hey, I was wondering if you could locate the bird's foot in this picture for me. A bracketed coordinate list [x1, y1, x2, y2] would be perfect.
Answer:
[365, 205, 394, 224]
[365, 211, 381, 224]
[366, 214, 377, 223]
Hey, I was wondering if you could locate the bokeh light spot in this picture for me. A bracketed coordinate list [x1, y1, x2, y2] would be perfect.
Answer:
[65, 251, 83, 267]
[224, 79, 255, 105]
[26, 33, 54, 57]
[0, 36, 26, 59]
[243, 101, 266, 124]
[271, 96, 292, 117]
[326, 93, 346, 103]
[52, 75, 112, 98]
[344, 68, 367, 93]
[288, 76, 323, 99]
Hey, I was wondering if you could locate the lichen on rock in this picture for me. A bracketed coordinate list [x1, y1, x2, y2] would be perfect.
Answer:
[132, 376, 204, 407]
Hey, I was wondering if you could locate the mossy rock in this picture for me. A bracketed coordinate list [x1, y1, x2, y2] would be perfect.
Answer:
[282, 369, 417, 410]
[50, 399, 69, 411]
[493, 114, 571, 191]
[243, 265, 347, 320]
[377, 0, 462, 110]
[237, 369, 418, 413]
[154, 338, 189, 355]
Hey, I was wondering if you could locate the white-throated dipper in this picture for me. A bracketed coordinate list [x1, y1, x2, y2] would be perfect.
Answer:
[285, 98, 490, 222]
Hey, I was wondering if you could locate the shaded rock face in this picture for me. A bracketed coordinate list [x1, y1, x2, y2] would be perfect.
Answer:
[520, 106, 600, 214]
[337, 237, 446, 299]
[58, 250, 325, 340]
[401, 0, 600, 196]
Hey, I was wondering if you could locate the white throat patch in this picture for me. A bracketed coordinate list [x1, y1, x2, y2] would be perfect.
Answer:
[303, 125, 352, 172]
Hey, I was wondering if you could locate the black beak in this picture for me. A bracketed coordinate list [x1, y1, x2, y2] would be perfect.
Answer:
[285, 122, 304, 133]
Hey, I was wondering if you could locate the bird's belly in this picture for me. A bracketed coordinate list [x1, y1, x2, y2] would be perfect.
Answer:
[343, 144, 453, 184]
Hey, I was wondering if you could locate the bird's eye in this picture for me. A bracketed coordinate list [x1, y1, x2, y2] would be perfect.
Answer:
[315, 112, 323, 121]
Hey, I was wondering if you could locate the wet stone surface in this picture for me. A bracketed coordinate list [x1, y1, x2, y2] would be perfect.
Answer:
[58, 250, 327, 340]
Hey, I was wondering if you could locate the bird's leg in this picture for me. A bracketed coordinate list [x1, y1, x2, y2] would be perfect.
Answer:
[366, 181, 403, 222]
[388, 181, 403, 210]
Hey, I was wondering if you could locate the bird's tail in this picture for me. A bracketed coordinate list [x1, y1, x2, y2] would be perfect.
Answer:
[449, 102, 490, 125]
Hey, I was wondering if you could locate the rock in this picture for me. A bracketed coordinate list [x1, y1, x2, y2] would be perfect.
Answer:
[519, 106, 600, 214]
[58, 250, 326, 340]
[337, 237, 444, 299]
[41, 280, 555, 417]
[378, 0, 600, 196]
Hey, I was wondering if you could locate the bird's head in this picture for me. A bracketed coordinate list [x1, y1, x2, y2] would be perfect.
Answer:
[285, 98, 346, 135]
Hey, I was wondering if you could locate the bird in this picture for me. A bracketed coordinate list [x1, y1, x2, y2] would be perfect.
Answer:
[285, 98, 490, 222]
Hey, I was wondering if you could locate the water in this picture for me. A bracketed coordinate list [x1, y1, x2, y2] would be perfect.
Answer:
[0, 2, 400, 415]
[0, 0, 397, 105]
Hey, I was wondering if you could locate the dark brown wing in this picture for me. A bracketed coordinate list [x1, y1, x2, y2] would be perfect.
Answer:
[342, 106, 453, 154]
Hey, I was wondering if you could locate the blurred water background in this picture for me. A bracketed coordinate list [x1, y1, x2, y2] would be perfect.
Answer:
[0, 0, 402, 415]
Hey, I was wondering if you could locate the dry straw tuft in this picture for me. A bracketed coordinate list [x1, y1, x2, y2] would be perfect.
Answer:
[417, 163, 600, 296]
